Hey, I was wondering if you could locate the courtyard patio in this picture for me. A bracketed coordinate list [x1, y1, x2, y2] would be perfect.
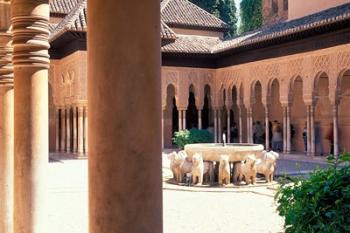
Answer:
[47, 152, 329, 233]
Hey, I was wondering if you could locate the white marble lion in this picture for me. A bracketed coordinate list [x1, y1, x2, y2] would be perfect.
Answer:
[218, 155, 231, 185]
[256, 150, 279, 183]
[191, 153, 204, 185]
[233, 155, 257, 185]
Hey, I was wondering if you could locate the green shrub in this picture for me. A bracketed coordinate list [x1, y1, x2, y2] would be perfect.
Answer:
[173, 129, 214, 149]
[275, 153, 350, 233]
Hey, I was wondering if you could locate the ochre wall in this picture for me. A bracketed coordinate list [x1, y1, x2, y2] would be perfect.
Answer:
[171, 27, 224, 39]
[288, 0, 350, 20]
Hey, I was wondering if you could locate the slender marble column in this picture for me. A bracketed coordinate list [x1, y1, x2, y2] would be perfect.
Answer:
[161, 108, 164, 149]
[88, 0, 162, 231]
[55, 108, 60, 152]
[310, 105, 315, 155]
[218, 108, 222, 143]
[265, 106, 270, 150]
[182, 110, 186, 130]
[283, 106, 287, 153]
[12, 1, 50, 232]
[84, 107, 88, 154]
[198, 109, 202, 129]
[0, 32, 14, 233]
[72, 107, 77, 152]
[333, 104, 339, 156]
[238, 107, 243, 143]
[66, 108, 71, 152]
[214, 109, 218, 142]
[306, 105, 311, 155]
[61, 109, 66, 152]
[178, 109, 182, 131]
[78, 107, 84, 154]
[247, 107, 252, 143]
[227, 108, 231, 143]
[286, 106, 291, 153]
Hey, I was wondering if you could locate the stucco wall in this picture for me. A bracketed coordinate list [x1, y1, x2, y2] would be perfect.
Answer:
[288, 0, 350, 20]
[171, 27, 224, 39]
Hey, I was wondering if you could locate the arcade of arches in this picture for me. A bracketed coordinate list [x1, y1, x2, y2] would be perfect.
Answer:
[162, 45, 350, 155]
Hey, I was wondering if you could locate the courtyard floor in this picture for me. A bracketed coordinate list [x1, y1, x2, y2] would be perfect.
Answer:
[47, 152, 329, 233]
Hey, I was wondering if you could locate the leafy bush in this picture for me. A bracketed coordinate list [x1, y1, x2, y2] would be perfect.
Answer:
[173, 129, 214, 149]
[275, 153, 350, 233]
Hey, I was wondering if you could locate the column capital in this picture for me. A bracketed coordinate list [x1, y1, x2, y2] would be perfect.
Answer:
[11, 12, 50, 69]
[0, 32, 13, 85]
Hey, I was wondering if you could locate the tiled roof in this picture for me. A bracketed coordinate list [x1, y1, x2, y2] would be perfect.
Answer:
[50, 1, 177, 42]
[49, 0, 86, 41]
[50, 0, 80, 15]
[161, 0, 229, 31]
[161, 22, 177, 40]
[161, 35, 222, 54]
[213, 3, 350, 53]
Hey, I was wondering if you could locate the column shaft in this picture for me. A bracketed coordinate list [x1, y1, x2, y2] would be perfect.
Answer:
[0, 85, 14, 233]
[306, 106, 311, 155]
[214, 109, 218, 142]
[87, 0, 162, 232]
[66, 108, 71, 152]
[72, 107, 77, 152]
[333, 105, 339, 156]
[0, 31, 14, 233]
[84, 108, 88, 154]
[286, 106, 291, 153]
[182, 110, 186, 130]
[218, 109, 222, 143]
[227, 108, 231, 143]
[78, 107, 84, 154]
[12, 1, 50, 231]
[61, 109, 66, 152]
[283, 106, 287, 153]
[198, 109, 202, 129]
[178, 110, 182, 131]
[310, 105, 315, 155]
[238, 107, 243, 143]
[265, 107, 270, 150]
[55, 109, 60, 152]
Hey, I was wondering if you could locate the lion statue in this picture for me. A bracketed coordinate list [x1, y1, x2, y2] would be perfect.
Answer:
[191, 153, 204, 185]
[233, 155, 257, 185]
[218, 155, 230, 185]
[256, 150, 279, 183]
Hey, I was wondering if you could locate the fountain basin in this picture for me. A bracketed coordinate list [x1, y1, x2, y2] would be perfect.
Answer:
[184, 143, 264, 162]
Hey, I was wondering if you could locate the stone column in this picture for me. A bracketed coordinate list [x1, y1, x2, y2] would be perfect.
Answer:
[12, 0, 50, 232]
[306, 105, 311, 154]
[61, 109, 66, 152]
[72, 107, 77, 152]
[161, 108, 164, 149]
[55, 108, 60, 152]
[282, 106, 287, 153]
[66, 108, 71, 152]
[264, 106, 270, 150]
[238, 107, 243, 143]
[198, 109, 202, 129]
[310, 105, 315, 156]
[77, 106, 84, 154]
[0, 32, 14, 233]
[286, 105, 291, 153]
[227, 108, 231, 143]
[87, 0, 162, 232]
[214, 109, 218, 142]
[84, 107, 88, 154]
[247, 107, 252, 143]
[218, 108, 222, 143]
[333, 104, 339, 156]
[182, 110, 186, 130]
[178, 109, 182, 131]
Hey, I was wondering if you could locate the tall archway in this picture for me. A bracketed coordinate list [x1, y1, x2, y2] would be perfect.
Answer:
[314, 73, 332, 155]
[202, 84, 212, 129]
[268, 79, 283, 151]
[252, 81, 264, 144]
[290, 77, 306, 152]
[164, 84, 178, 148]
[186, 84, 198, 129]
[338, 70, 350, 152]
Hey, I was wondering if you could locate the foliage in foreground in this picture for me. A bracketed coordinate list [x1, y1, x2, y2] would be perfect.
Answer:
[173, 129, 214, 149]
[275, 153, 350, 233]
